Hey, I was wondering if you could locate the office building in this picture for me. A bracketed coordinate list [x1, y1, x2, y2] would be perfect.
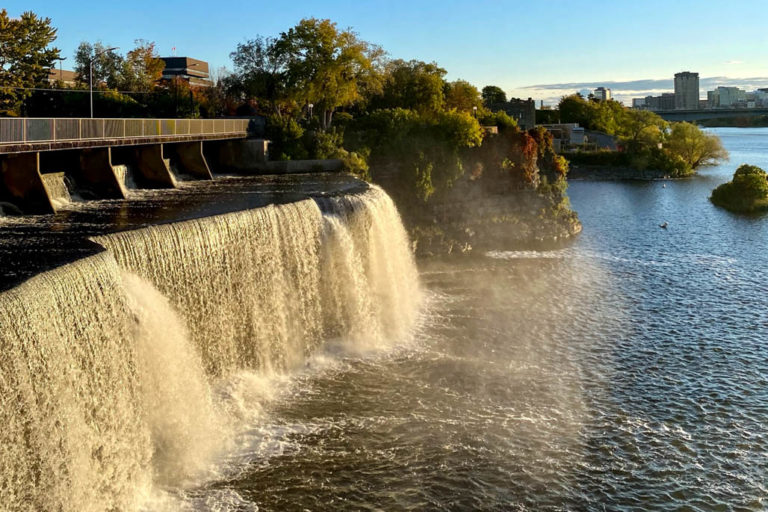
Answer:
[674, 71, 699, 110]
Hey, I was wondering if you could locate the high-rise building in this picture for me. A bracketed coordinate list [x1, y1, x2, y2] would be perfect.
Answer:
[594, 87, 611, 101]
[674, 72, 699, 110]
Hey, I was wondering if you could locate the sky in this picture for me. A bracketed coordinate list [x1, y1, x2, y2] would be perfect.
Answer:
[8, 0, 768, 105]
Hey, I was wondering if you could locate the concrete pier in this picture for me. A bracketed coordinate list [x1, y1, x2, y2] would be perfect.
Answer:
[171, 141, 213, 179]
[0, 152, 54, 214]
[133, 145, 176, 188]
[79, 148, 127, 199]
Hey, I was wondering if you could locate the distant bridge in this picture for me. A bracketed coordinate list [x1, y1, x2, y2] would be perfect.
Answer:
[654, 108, 768, 122]
[0, 118, 267, 214]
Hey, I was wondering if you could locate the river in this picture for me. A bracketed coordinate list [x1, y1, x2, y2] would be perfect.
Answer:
[182, 127, 768, 510]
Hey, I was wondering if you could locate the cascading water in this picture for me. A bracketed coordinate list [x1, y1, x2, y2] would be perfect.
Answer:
[41, 172, 72, 208]
[0, 184, 420, 511]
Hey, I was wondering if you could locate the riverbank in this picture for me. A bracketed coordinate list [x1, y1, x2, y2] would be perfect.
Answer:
[568, 164, 674, 181]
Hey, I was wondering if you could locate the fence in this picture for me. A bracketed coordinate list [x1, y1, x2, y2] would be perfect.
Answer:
[0, 118, 250, 145]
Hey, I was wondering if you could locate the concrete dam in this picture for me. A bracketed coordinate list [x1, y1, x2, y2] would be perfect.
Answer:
[0, 123, 421, 510]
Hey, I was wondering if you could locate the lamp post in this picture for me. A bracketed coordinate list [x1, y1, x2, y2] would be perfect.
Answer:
[473, 105, 478, 118]
[54, 56, 67, 82]
[90, 46, 118, 118]
[308, 103, 314, 121]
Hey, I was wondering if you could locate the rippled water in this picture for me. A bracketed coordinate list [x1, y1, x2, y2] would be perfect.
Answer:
[186, 128, 768, 511]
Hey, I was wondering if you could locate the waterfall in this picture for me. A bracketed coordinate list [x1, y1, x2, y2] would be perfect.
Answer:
[41, 172, 72, 208]
[0, 253, 152, 512]
[0, 184, 420, 511]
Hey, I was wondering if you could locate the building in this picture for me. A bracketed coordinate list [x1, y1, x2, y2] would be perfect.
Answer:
[46, 68, 77, 87]
[708, 86, 747, 108]
[160, 57, 212, 87]
[504, 97, 536, 130]
[641, 93, 675, 111]
[539, 123, 585, 151]
[632, 98, 646, 109]
[594, 87, 612, 102]
[674, 71, 699, 110]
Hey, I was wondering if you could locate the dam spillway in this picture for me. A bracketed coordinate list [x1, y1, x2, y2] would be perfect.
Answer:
[0, 173, 421, 510]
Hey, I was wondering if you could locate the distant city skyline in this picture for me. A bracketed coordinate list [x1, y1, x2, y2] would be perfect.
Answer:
[519, 77, 768, 107]
[6, 0, 768, 106]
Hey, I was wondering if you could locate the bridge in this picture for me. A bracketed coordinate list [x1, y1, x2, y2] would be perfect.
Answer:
[0, 117, 267, 214]
[654, 108, 768, 122]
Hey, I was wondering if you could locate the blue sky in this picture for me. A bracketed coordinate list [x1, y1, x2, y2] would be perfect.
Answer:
[9, 0, 768, 105]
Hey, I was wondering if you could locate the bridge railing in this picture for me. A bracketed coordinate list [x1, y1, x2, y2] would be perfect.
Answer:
[0, 118, 250, 145]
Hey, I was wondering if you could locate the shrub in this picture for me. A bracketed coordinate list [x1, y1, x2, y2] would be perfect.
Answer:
[711, 164, 768, 213]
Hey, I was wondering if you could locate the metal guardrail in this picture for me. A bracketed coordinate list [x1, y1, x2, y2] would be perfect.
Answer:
[0, 118, 250, 145]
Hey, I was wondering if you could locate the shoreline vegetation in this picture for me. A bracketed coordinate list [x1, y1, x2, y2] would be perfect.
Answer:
[551, 94, 728, 180]
[222, 19, 582, 257]
[710, 164, 768, 213]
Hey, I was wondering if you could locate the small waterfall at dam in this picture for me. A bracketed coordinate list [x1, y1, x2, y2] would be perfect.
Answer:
[0, 184, 420, 511]
[41, 172, 72, 208]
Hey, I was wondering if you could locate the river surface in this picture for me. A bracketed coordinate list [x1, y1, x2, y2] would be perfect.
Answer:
[178, 128, 768, 511]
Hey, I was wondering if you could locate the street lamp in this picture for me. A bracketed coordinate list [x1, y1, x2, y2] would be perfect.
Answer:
[54, 56, 67, 82]
[90, 46, 118, 118]
[473, 105, 478, 118]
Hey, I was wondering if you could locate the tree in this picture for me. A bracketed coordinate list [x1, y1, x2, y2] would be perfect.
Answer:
[374, 59, 446, 114]
[618, 109, 668, 151]
[74, 42, 123, 89]
[275, 18, 384, 130]
[558, 93, 624, 134]
[444, 80, 483, 113]
[664, 122, 728, 169]
[481, 85, 507, 110]
[228, 36, 290, 117]
[558, 94, 594, 128]
[711, 164, 768, 212]
[119, 40, 164, 92]
[0, 9, 60, 115]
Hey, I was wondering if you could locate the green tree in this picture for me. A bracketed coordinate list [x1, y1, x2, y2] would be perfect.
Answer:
[665, 122, 728, 169]
[74, 41, 123, 89]
[0, 9, 60, 116]
[558, 94, 594, 128]
[618, 109, 668, 151]
[444, 80, 483, 113]
[374, 59, 446, 114]
[275, 18, 384, 130]
[558, 93, 625, 134]
[228, 36, 291, 117]
[481, 85, 507, 110]
[119, 40, 164, 92]
[350, 108, 482, 201]
[479, 111, 518, 132]
[711, 164, 768, 212]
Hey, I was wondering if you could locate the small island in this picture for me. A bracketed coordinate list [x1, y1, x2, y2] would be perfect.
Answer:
[710, 164, 768, 213]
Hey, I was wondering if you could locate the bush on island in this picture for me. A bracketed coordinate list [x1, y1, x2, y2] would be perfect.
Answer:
[710, 164, 768, 213]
